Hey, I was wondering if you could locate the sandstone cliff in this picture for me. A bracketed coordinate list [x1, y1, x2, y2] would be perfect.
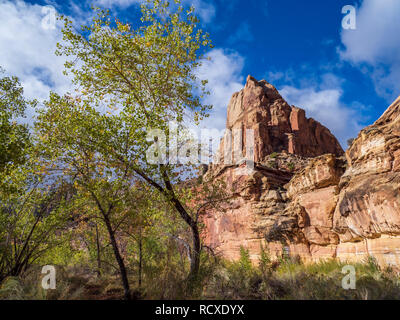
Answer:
[203, 76, 400, 267]
[215, 75, 343, 165]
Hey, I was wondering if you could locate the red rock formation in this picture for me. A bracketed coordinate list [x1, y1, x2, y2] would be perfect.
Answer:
[281, 154, 345, 260]
[202, 162, 294, 262]
[203, 77, 400, 267]
[203, 76, 344, 262]
[216, 75, 343, 165]
[333, 95, 400, 266]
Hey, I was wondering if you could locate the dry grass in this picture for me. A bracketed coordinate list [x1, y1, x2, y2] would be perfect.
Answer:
[1, 254, 400, 300]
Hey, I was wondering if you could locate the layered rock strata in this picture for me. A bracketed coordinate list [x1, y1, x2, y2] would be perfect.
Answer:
[203, 76, 400, 267]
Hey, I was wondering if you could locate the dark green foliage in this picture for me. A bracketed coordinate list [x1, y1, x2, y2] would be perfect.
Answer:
[0, 69, 35, 171]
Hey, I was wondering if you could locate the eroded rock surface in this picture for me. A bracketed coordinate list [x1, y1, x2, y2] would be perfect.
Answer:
[202, 76, 400, 267]
[215, 75, 343, 165]
[333, 95, 400, 265]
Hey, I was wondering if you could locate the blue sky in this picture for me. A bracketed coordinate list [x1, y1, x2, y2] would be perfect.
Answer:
[1, 0, 400, 147]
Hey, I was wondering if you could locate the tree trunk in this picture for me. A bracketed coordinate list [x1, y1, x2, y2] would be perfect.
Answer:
[103, 214, 130, 300]
[95, 224, 101, 277]
[138, 233, 142, 288]
[136, 167, 202, 288]
[188, 223, 200, 282]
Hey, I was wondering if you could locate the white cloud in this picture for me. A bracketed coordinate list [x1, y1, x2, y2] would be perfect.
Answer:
[66, 0, 96, 27]
[0, 0, 72, 108]
[340, 0, 400, 101]
[183, 48, 244, 158]
[279, 81, 365, 147]
[179, 49, 245, 160]
[0, 0, 216, 124]
[196, 49, 245, 130]
[188, 0, 215, 24]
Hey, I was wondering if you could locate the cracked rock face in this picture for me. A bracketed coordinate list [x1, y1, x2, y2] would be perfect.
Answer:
[215, 75, 343, 165]
[202, 76, 400, 267]
[333, 96, 400, 265]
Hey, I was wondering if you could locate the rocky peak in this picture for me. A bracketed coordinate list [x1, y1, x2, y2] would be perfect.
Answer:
[219, 75, 344, 164]
[203, 91, 400, 267]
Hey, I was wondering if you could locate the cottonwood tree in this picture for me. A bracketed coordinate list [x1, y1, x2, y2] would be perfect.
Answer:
[55, 0, 216, 284]
[117, 183, 164, 288]
[35, 93, 141, 299]
[0, 68, 35, 175]
[0, 180, 72, 282]
[0, 71, 70, 282]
